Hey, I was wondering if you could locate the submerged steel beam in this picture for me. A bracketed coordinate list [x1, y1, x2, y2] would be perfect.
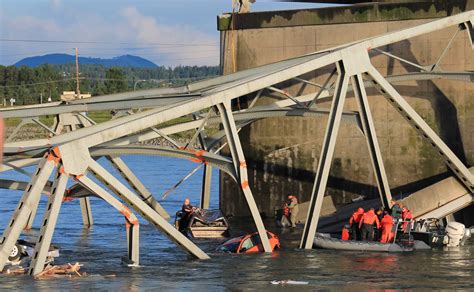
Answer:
[217, 101, 272, 253]
[300, 61, 349, 249]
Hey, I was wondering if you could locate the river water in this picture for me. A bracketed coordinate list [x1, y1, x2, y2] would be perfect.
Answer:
[0, 156, 472, 290]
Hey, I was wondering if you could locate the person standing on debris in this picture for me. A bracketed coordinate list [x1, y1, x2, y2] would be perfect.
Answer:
[287, 195, 299, 228]
[359, 208, 380, 241]
[349, 207, 364, 240]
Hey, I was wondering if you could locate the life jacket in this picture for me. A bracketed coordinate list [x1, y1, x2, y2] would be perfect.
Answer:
[360, 210, 380, 229]
[402, 209, 413, 220]
[349, 208, 364, 226]
[401, 209, 413, 232]
[380, 214, 393, 229]
[283, 207, 290, 217]
[341, 226, 350, 241]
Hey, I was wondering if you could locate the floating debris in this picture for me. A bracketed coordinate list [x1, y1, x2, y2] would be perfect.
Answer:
[2, 262, 85, 279]
[271, 280, 309, 285]
[35, 262, 85, 279]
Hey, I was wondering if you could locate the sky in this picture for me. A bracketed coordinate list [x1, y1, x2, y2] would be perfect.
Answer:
[0, 0, 329, 67]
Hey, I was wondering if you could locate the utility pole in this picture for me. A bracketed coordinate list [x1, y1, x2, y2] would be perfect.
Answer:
[75, 47, 80, 98]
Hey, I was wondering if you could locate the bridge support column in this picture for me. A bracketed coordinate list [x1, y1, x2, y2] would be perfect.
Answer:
[217, 101, 272, 253]
[300, 61, 349, 249]
[29, 167, 68, 276]
[77, 175, 140, 265]
[126, 220, 140, 265]
[79, 197, 93, 227]
[107, 156, 170, 219]
[200, 165, 212, 209]
[86, 158, 210, 259]
[0, 156, 56, 271]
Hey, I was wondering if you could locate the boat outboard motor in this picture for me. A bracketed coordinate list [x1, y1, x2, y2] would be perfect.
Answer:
[461, 227, 472, 246]
[444, 222, 467, 247]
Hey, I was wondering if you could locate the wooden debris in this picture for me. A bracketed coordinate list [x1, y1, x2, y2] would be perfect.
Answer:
[34, 262, 84, 279]
[1, 262, 85, 279]
[3, 266, 26, 275]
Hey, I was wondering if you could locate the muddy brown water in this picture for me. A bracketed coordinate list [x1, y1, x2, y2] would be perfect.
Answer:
[0, 157, 472, 290]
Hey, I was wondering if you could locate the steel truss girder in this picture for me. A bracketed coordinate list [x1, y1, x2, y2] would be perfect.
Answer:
[217, 101, 272, 253]
[0, 156, 56, 271]
[0, 11, 472, 263]
[4, 70, 473, 157]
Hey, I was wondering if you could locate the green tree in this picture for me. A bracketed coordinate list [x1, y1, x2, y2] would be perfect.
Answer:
[104, 67, 128, 94]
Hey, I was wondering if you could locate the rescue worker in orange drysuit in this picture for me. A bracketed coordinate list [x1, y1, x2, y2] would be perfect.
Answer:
[349, 208, 364, 240]
[380, 212, 394, 243]
[359, 208, 380, 241]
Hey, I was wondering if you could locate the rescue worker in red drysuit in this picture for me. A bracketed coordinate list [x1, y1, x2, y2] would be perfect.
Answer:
[401, 206, 413, 232]
[359, 208, 380, 241]
[349, 208, 364, 240]
[380, 212, 394, 243]
[341, 224, 351, 241]
[278, 202, 291, 227]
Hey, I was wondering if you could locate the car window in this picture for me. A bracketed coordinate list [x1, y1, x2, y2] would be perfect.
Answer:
[250, 234, 261, 245]
[239, 238, 254, 252]
[218, 241, 239, 253]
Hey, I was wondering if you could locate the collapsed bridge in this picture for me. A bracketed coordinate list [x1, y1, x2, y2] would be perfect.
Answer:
[0, 11, 473, 276]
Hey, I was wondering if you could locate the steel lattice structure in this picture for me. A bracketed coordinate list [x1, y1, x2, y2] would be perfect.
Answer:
[0, 11, 472, 276]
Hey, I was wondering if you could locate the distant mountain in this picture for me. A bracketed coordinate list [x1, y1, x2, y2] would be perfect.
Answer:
[15, 54, 157, 68]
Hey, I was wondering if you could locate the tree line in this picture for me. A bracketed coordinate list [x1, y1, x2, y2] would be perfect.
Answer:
[0, 64, 220, 105]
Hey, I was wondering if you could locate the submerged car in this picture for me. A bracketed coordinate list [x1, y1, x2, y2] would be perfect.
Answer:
[217, 231, 280, 254]
[7, 239, 60, 266]
[175, 209, 229, 238]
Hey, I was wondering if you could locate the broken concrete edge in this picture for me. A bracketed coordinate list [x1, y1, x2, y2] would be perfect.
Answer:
[217, 1, 471, 31]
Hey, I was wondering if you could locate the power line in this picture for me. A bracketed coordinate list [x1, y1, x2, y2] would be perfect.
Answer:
[0, 75, 219, 88]
[0, 49, 218, 57]
[0, 78, 76, 88]
[0, 39, 219, 47]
